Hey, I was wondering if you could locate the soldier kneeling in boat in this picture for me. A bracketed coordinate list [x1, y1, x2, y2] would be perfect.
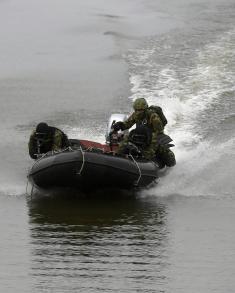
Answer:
[112, 97, 176, 168]
[28, 122, 70, 159]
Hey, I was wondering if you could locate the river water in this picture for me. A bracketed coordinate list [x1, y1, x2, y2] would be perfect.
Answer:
[0, 0, 234, 292]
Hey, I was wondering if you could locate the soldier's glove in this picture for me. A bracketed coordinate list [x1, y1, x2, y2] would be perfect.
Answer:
[112, 121, 125, 132]
[122, 143, 142, 157]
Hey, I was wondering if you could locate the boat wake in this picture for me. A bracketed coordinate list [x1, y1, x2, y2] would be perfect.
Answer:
[126, 29, 235, 197]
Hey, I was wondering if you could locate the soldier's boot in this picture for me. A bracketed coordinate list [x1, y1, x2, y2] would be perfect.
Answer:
[164, 148, 176, 167]
[155, 147, 176, 168]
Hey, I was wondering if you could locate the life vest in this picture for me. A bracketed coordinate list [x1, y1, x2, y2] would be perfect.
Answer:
[128, 125, 152, 148]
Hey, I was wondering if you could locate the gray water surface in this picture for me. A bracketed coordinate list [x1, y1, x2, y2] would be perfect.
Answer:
[1, 194, 235, 293]
[0, 0, 234, 292]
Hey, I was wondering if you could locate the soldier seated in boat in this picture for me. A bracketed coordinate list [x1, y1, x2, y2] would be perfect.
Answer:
[112, 97, 176, 168]
[28, 122, 70, 159]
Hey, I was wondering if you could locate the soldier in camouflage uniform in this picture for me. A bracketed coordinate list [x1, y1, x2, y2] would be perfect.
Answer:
[28, 122, 69, 159]
[112, 98, 176, 167]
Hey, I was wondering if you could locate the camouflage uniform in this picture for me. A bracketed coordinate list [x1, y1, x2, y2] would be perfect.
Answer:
[28, 125, 68, 159]
[117, 99, 164, 160]
[116, 98, 176, 166]
[155, 144, 176, 167]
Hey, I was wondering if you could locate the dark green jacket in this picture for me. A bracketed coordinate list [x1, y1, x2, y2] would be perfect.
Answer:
[118, 109, 164, 159]
[123, 108, 163, 145]
[28, 128, 69, 159]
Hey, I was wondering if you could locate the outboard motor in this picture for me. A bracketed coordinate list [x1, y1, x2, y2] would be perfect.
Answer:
[105, 113, 129, 145]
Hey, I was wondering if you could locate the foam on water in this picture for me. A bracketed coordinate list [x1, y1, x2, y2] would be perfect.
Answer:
[127, 29, 235, 196]
[66, 127, 105, 144]
[0, 26, 234, 197]
[142, 137, 235, 197]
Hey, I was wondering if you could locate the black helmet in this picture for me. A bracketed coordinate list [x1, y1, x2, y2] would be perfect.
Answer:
[36, 122, 50, 134]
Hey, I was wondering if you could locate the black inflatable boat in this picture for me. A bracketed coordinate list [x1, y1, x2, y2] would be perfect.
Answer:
[28, 140, 159, 190]
[27, 113, 177, 191]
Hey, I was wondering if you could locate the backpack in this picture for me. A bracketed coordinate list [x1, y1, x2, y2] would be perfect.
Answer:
[148, 105, 168, 127]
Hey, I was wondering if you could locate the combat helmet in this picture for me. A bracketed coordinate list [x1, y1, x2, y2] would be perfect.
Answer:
[133, 98, 148, 111]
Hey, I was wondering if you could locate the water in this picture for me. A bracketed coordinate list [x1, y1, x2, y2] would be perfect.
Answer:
[0, 0, 235, 292]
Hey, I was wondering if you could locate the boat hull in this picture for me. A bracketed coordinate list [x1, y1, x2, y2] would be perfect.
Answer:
[28, 149, 158, 190]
